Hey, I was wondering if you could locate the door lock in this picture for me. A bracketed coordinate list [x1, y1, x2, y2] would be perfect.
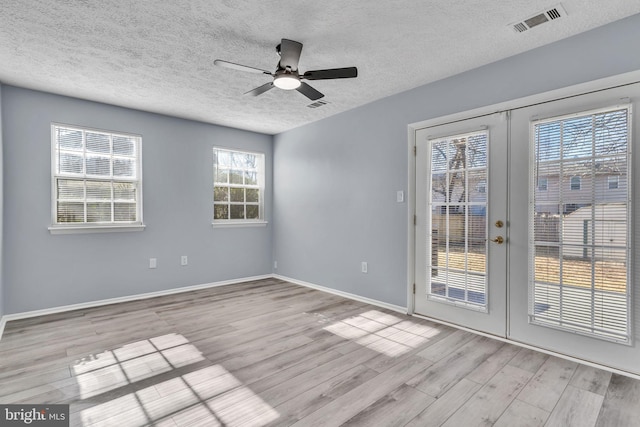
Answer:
[495, 220, 504, 228]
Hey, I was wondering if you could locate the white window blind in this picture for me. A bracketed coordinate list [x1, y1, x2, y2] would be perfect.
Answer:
[51, 124, 142, 229]
[530, 106, 631, 343]
[213, 148, 265, 223]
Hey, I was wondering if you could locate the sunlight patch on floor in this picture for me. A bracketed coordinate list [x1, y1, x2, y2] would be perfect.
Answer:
[72, 333, 205, 399]
[323, 310, 439, 357]
[71, 334, 279, 426]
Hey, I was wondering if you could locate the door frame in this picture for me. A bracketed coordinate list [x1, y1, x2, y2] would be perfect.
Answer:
[408, 69, 640, 313]
[413, 116, 509, 336]
[406, 69, 640, 378]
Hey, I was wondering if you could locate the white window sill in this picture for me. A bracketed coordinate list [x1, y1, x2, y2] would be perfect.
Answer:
[212, 220, 268, 228]
[49, 224, 146, 235]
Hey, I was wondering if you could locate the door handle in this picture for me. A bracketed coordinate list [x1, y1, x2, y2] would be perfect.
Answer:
[490, 236, 504, 244]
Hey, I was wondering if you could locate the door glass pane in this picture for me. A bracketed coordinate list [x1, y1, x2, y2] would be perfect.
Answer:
[428, 131, 488, 310]
[530, 107, 630, 343]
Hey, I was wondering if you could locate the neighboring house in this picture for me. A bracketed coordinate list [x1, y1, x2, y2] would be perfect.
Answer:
[535, 160, 628, 215]
[563, 203, 627, 259]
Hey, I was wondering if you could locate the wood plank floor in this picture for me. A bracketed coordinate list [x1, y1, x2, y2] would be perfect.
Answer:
[1, 278, 639, 426]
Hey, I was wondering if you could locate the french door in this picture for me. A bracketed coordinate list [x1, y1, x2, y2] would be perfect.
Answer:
[414, 113, 508, 337]
[508, 84, 640, 374]
[414, 81, 640, 375]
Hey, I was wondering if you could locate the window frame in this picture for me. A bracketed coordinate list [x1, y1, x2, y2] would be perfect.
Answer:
[212, 146, 267, 228]
[49, 123, 145, 234]
[476, 179, 487, 194]
[570, 175, 581, 190]
[537, 177, 548, 191]
[608, 175, 620, 190]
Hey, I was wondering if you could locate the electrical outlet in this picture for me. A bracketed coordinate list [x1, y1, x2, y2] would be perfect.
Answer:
[361, 261, 368, 273]
[274, 260, 278, 269]
[149, 258, 157, 269]
[181, 256, 188, 266]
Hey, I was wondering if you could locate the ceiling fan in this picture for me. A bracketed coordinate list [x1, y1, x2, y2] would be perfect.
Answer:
[214, 39, 358, 101]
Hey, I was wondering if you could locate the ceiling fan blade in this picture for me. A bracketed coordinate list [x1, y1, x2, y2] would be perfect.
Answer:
[244, 82, 274, 96]
[296, 82, 324, 101]
[214, 60, 272, 75]
[279, 39, 303, 71]
[303, 67, 358, 80]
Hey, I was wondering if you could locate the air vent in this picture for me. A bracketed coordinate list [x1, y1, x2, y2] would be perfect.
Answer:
[513, 22, 528, 33]
[509, 4, 567, 33]
[547, 7, 562, 20]
[307, 100, 328, 109]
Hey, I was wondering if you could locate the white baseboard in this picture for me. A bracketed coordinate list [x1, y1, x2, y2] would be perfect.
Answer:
[0, 274, 272, 340]
[273, 274, 407, 314]
[0, 274, 406, 342]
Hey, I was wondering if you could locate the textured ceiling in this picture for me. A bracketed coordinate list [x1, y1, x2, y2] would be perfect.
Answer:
[1, 1, 639, 135]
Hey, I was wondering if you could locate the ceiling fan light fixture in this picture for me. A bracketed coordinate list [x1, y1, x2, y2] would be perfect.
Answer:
[273, 74, 301, 90]
[215, 38, 357, 100]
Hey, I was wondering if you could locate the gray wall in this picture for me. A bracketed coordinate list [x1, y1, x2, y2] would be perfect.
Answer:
[3, 13, 640, 315]
[2, 86, 273, 314]
[273, 13, 640, 307]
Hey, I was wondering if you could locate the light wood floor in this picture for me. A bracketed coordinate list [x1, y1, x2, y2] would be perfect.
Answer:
[1, 278, 638, 426]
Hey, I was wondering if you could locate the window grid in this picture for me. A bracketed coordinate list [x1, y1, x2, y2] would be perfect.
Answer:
[52, 124, 141, 226]
[428, 131, 488, 311]
[213, 148, 264, 222]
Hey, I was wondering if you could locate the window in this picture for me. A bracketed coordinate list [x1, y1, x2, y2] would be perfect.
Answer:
[562, 203, 587, 215]
[570, 176, 581, 190]
[608, 175, 619, 190]
[50, 124, 143, 233]
[537, 177, 548, 191]
[428, 131, 488, 311]
[531, 106, 630, 343]
[213, 148, 265, 225]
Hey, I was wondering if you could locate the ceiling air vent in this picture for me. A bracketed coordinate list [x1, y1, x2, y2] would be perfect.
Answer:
[307, 100, 328, 109]
[509, 4, 567, 33]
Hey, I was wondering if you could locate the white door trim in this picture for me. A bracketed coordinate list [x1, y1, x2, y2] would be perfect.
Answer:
[407, 69, 640, 316]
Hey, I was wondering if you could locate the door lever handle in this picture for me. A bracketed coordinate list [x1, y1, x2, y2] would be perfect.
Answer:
[490, 236, 504, 244]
